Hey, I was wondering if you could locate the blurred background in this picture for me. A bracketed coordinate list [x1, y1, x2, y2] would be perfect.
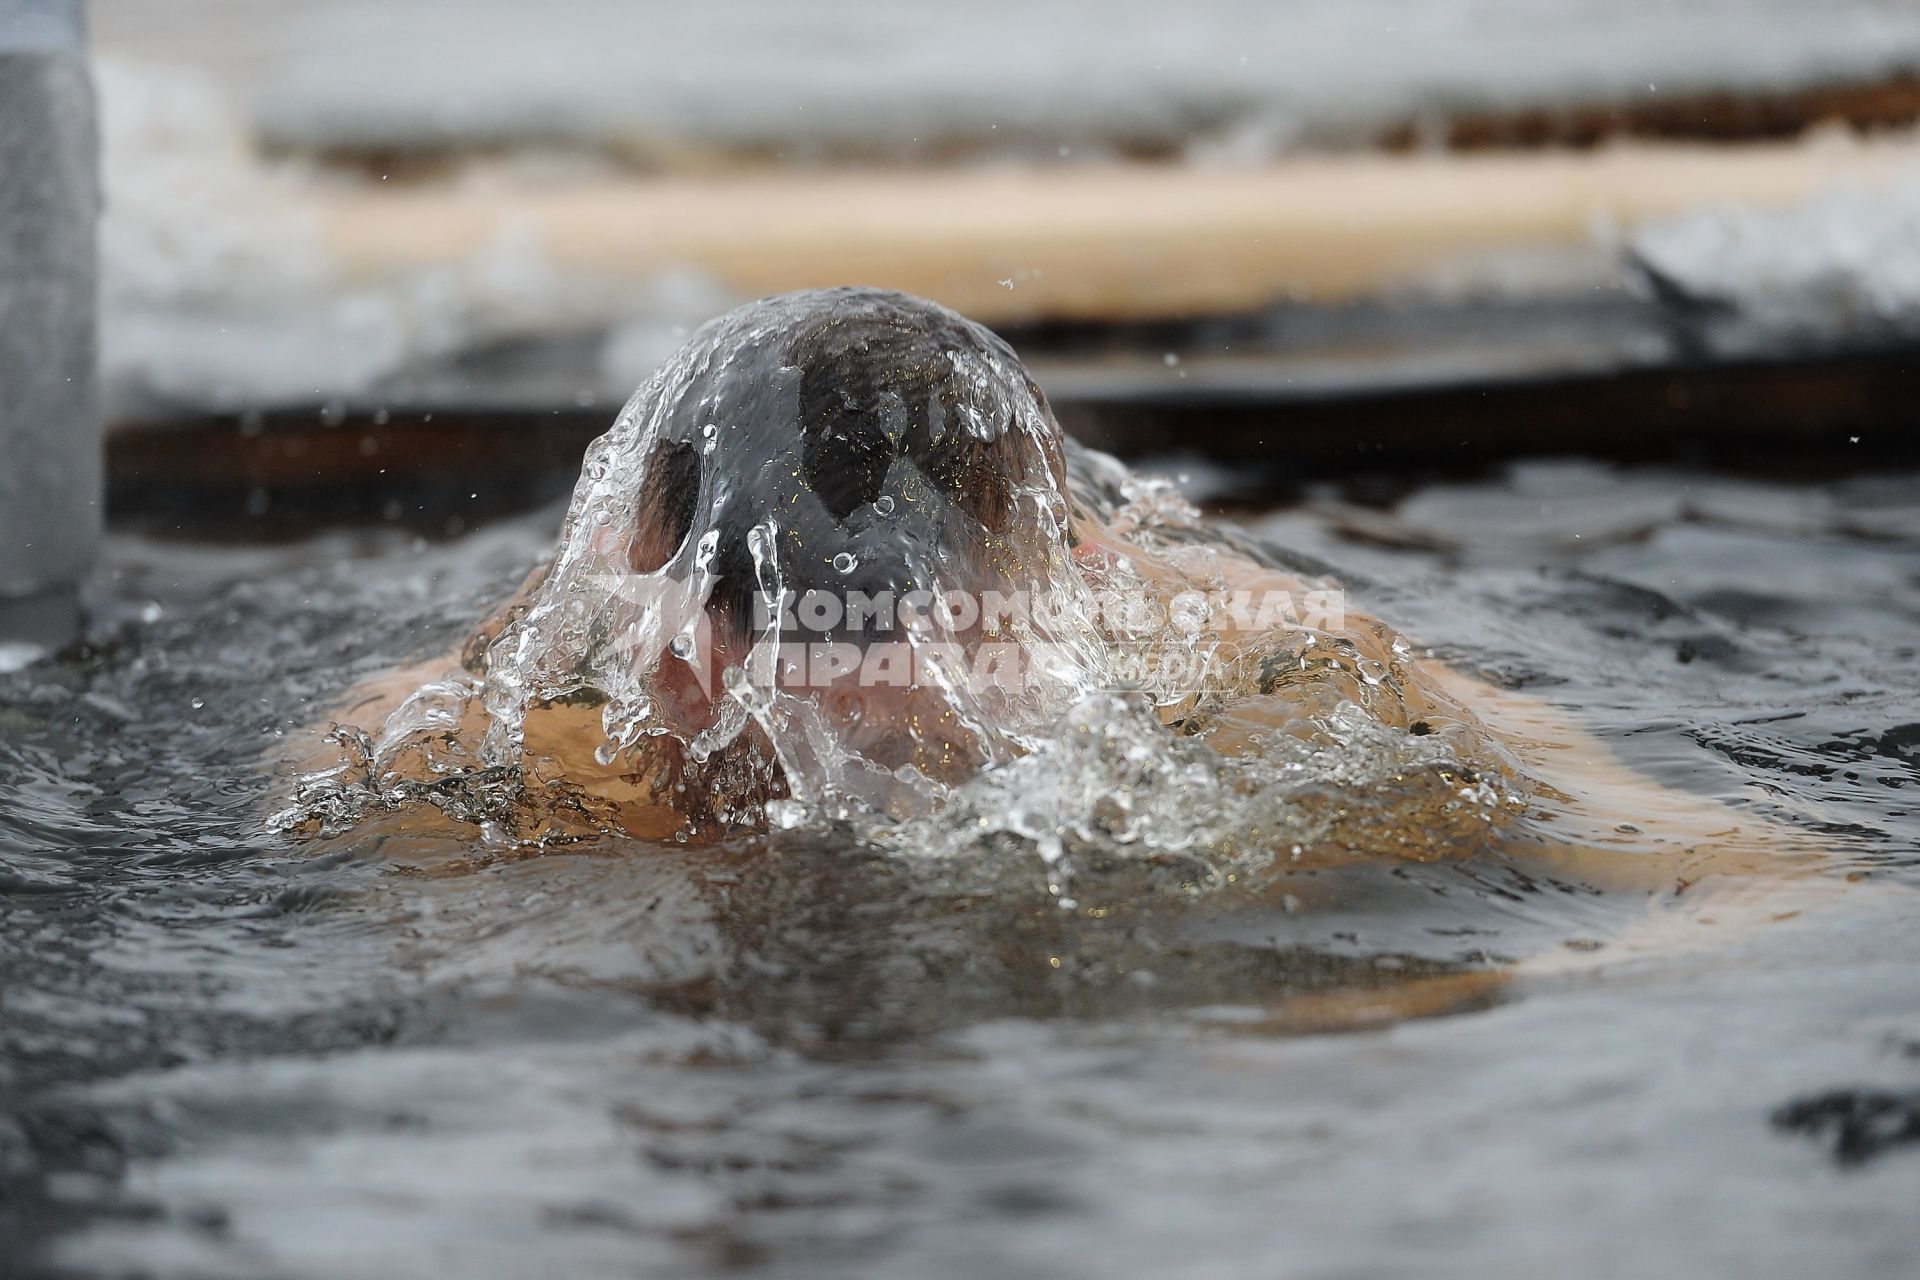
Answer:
[87, 0, 1920, 529]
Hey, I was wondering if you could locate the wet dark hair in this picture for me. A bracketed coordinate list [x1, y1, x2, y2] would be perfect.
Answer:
[787, 297, 1062, 532]
[465, 288, 1075, 675]
[628, 288, 1072, 640]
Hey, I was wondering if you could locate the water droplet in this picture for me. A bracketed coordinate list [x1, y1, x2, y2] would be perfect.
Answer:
[767, 798, 808, 830]
[832, 552, 857, 574]
[668, 632, 696, 659]
[873, 496, 895, 516]
[189, 697, 205, 710]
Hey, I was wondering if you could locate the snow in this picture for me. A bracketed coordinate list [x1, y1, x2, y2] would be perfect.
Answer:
[92, 0, 1920, 159]
[95, 59, 739, 415]
[1631, 176, 1920, 352]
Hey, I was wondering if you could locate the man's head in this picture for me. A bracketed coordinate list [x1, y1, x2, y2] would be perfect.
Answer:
[620, 287, 1073, 644]
[484, 289, 1092, 793]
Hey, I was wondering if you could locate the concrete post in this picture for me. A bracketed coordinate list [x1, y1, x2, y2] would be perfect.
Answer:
[0, 0, 98, 652]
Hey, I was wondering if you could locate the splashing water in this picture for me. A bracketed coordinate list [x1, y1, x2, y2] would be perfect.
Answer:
[287, 289, 1523, 893]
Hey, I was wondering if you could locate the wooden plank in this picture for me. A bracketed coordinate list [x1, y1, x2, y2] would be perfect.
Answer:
[1381, 73, 1920, 151]
[319, 139, 1920, 325]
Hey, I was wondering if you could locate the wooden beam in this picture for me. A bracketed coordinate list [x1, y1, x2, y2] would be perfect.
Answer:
[319, 139, 1920, 324]
[106, 347, 1920, 535]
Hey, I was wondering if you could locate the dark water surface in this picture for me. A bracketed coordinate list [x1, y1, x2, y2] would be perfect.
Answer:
[3, 460, 1918, 1278]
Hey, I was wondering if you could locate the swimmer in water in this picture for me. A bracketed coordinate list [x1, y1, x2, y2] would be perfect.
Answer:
[319, 288, 1103, 839]
[304, 286, 1831, 962]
